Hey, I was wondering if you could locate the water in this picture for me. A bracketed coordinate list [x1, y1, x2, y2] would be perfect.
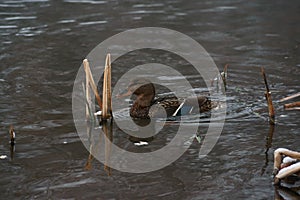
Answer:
[0, 0, 299, 199]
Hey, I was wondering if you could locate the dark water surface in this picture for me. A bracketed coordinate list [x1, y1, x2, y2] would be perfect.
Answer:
[0, 0, 300, 199]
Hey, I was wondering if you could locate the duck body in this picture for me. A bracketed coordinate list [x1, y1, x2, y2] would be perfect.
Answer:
[120, 79, 214, 119]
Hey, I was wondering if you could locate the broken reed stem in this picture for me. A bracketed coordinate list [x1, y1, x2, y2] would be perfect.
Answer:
[210, 64, 228, 91]
[279, 92, 300, 102]
[265, 124, 275, 152]
[274, 148, 300, 179]
[82, 83, 95, 122]
[284, 101, 300, 109]
[9, 125, 15, 160]
[85, 67, 91, 119]
[107, 55, 112, 113]
[83, 59, 103, 110]
[85, 153, 93, 170]
[276, 163, 300, 179]
[9, 125, 15, 144]
[284, 107, 300, 111]
[261, 67, 275, 125]
[102, 54, 112, 120]
[221, 64, 228, 91]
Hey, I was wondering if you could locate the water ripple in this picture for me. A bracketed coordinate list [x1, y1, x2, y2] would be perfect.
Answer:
[64, 0, 106, 4]
[125, 10, 165, 14]
[79, 20, 107, 26]
[201, 6, 237, 12]
[5, 16, 37, 20]
[0, 25, 18, 29]
[5, 0, 49, 2]
[0, 3, 25, 7]
[57, 19, 76, 24]
[132, 3, 164, 8]
[16, 25, 47, 37]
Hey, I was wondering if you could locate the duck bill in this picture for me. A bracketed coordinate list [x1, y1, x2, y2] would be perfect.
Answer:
[116, 89, 133, 98]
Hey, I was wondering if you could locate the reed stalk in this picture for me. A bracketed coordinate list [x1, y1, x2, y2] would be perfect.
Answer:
[279, 92, 300, 102]
[85, 70, 91, 119]
[83, 59, 103, 110]
[276, 163, 300, 179]
[82, 83, 95, 122]
[221, 64, 228, 91]
[284, 101, 300, 109]
[274, 148, 300, 180]
[9, 125, 15, 144]
[261, 67, 275, 125]
[101, 54, 112, 120]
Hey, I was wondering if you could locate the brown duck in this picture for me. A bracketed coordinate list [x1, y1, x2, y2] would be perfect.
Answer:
[118, 79, 215, 119]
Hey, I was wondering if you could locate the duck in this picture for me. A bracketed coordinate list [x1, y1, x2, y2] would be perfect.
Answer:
[118, 79, 215, 119]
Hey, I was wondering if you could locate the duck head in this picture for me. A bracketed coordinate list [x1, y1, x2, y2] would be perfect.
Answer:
[118, 79, 155, 119]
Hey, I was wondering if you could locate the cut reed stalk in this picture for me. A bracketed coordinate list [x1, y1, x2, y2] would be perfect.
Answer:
[102, 54, 112, 120]
[274, 148, 300, 169]
[261, 67, 275, 125]
[83, 59, 103, 110]
[274, 148, 300, 179]
[276, 162, 300, 179]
